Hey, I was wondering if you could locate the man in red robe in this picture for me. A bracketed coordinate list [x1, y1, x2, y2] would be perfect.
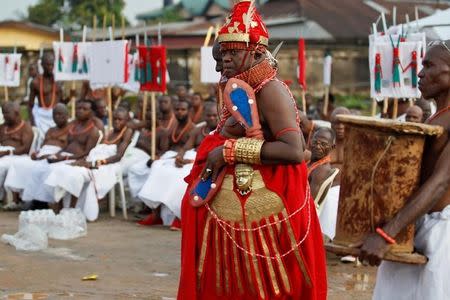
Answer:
[178, 1, 327, 299]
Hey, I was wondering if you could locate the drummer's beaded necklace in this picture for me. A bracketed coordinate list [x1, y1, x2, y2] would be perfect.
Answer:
[4, 120, 25, 135]
[103, 126, 127, 145]
[307, 155, 331, 176]
[426, 105, 450, 124]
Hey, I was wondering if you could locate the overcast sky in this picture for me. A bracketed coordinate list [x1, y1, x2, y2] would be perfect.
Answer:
[0, 0, 164, 25]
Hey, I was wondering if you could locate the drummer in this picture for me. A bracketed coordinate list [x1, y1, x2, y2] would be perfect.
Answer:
[362, 41, 450, 299]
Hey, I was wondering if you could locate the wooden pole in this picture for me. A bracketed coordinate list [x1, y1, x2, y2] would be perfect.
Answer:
[203, 26, 214, 47]
[92, 15, 97, 41]
[151, 92, 157, 160]
[323, 85, 330, 116]
[383, 97, 389, 116]
[142, 91, 148, 121]
[392, 98, 399, 119]
[107, 87, 113, 130]
[301, 89, 307, 113]
[102, 14, 107, 41]
[114, 96, 122, 110]
[111, 13, 115, 39]
[121, 15, 125, 40]
[71, 81, 76, 120]
[4, 86, 8, 102]
[371, 98, 377, 116]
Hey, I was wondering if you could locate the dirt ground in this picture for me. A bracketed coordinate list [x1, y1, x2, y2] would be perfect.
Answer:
[0, 211, 377, 300]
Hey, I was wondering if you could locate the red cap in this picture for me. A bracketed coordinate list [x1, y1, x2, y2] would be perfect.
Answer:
[218, 0, 269, 47]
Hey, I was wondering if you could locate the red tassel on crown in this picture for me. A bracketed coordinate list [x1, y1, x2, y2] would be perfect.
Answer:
[218, 0, 269, 49]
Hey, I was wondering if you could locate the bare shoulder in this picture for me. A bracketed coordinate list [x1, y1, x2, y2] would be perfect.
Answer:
[312, 164, 333, 182]
[257, 80, 293, 113]
[30, 77, 39, 89]
[257, 80, 297, 125]
[258, 80, 293, 107]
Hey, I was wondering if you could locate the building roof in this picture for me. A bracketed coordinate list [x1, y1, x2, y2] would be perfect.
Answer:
[0, 20, 59, 35]
[260, 0, 450, 41]
[81, 0, 450, 49]
[0, 20, 62, 50]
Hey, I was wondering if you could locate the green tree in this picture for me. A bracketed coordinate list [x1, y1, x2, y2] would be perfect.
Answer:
[69, 0, 127, 27]
[27, 0, 63, 27]
[26, 0, 127, 28]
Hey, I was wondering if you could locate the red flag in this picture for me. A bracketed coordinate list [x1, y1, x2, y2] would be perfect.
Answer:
[298, 38, 306, 90]
[138, 45, 167, 92]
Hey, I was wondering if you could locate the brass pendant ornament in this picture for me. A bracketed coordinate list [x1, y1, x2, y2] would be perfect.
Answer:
[235, 163, 255, 195]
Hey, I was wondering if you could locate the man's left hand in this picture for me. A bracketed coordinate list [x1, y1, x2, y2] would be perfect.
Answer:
[201, 146, 225, 182]
[359, 233, 390, 266]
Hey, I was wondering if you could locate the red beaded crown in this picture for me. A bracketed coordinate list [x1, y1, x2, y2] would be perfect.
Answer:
[218, 0, 269, 48]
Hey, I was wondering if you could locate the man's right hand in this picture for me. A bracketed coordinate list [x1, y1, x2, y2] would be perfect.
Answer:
[47, 154, 65, 163]
[175, 154, 184, 168]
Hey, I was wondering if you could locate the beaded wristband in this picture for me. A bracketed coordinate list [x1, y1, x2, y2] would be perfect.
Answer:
[223, 139, 237, 164]
[376, 227, 396, 244]
[235, 138, 264, 164]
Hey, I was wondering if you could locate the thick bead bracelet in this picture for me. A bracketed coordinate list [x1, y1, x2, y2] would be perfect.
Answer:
[223, 139, 237, 164]
[223, 138, 264, 165]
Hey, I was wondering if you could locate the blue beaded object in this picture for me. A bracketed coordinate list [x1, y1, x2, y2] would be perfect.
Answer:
[230, 88, 253, 127]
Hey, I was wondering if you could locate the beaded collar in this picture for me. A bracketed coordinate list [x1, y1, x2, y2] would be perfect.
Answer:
[216, 60, 277, 132]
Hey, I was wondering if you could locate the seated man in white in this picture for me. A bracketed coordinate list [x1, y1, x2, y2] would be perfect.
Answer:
[44, 108, 133, 220]
[137, 103, 218, 229]
[0, 102, 33, 205]
[21, 99, 99, 206]
[131, 100, 194, 226]
[5, 103, 70, 203]
[126, 108, 164, 199]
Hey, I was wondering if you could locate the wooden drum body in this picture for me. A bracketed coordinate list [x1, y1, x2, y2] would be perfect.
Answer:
[329, 115, 443, 263]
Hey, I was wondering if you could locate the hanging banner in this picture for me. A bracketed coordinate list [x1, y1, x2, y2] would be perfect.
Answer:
[53, 42, 91, 81]
[0, 54, 21, 87]
[298, 38, 307, 89]
[369, 32, 425, 99]
[138, 45, 167, 92]
[200, 46, 221, 83]
[119, 51, 140, 93]
[88, 40, 129, 88]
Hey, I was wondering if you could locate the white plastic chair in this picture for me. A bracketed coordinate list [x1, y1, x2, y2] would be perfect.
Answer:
[107, 131, 140, 219]
[315, 168, 340, 214]
[108, 167, 127, 219]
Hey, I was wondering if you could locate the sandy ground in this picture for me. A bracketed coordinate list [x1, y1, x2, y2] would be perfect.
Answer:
[0, 211, 377, 300]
